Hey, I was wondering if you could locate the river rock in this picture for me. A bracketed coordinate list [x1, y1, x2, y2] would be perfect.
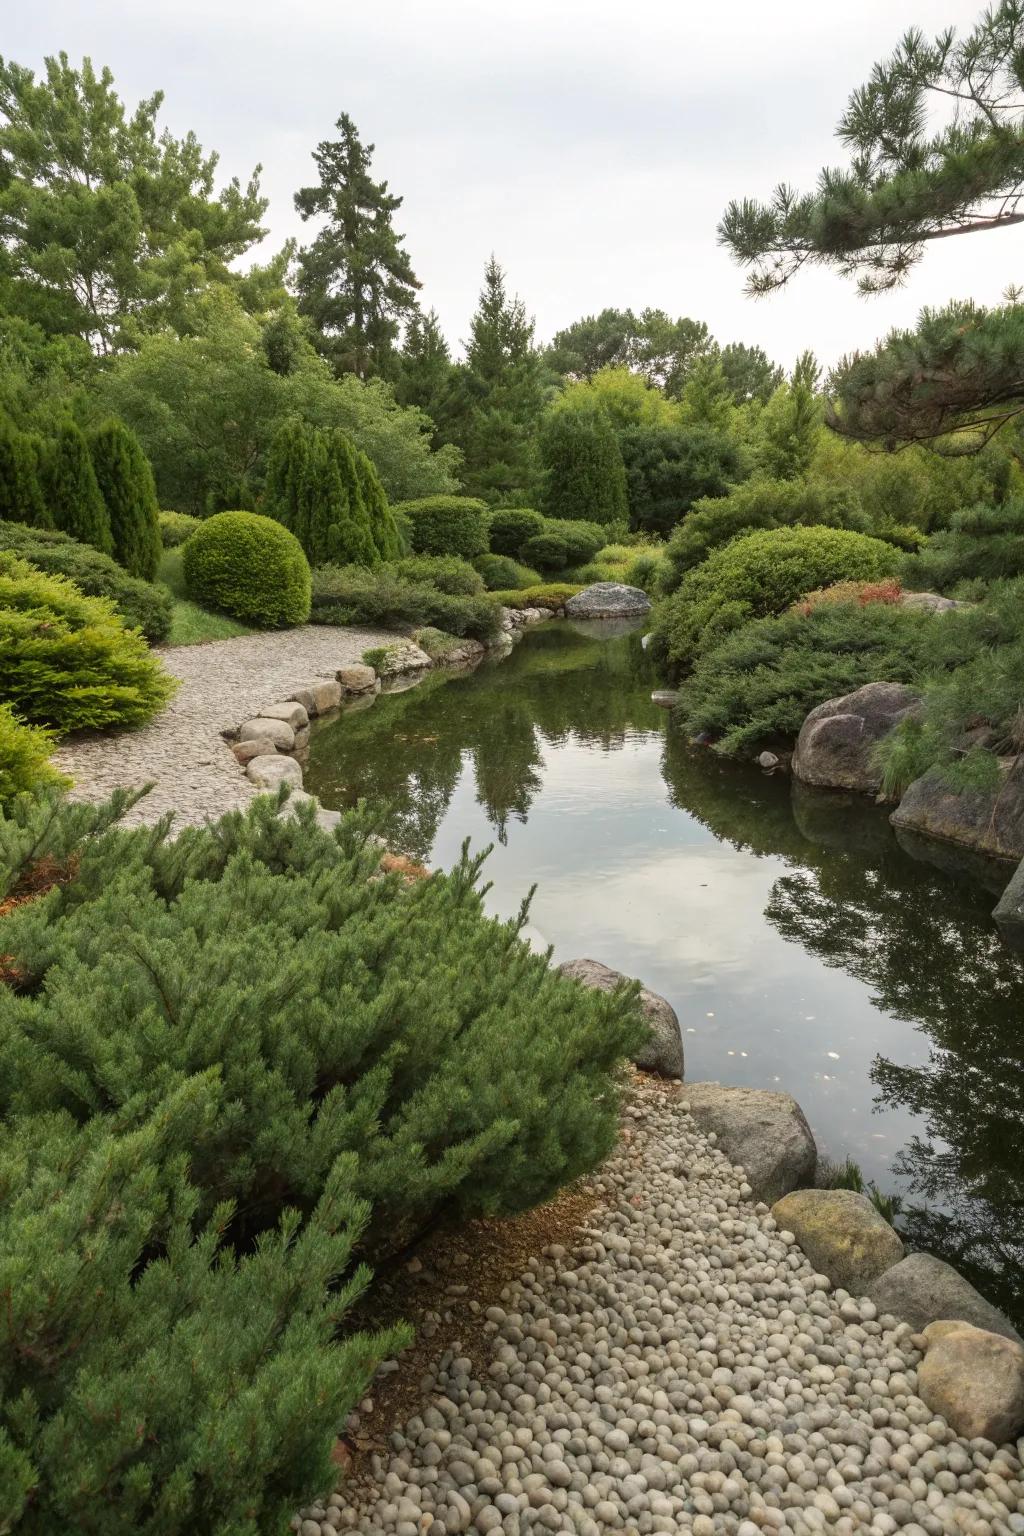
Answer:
[891, 756, 1024, 861]
[758, 750, 780, 770]
[290, 680, 343, 716]
[246, 754, 303, 790]
[793, 682, 922, 794]
[257, 699, 309, 731]
[917, 1320, 1024, 1442]
[868, 1252, 1021, 1341]
[237, 716, 295, 751]
[771, 1187, 904, 1292]
[557, 958, 683, 1079]
[993, 854, 1024, 949]
[371, 642, 433, 678]
[337, 663, 379, 695]
[564, 582, 651, 620]
[685, 1084, 816, 1204]
[232, 736, 279, 765]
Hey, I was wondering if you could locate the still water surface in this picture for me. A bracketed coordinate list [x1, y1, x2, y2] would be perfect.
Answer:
[306, 620, 1024, 1324]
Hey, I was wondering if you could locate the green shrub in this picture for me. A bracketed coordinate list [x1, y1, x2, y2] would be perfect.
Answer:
[675, 600, 939, 755]
[87, 419, 162, 580]
[0, 553, 175, 731]
[310, 565, 501, 641]
[0, 703, 68, 808]
[183, 511, 311, 627]
[491, 583, 582, 611]
[539, 406, 629, 525]
[624, 549, 667, 593]
[158, 509, 202, 548]
[263, 421, 384, 569]
[0, 522, 172, 643]
[394, 496, 489, 559]
[0, 423, 50, 529]
[486, 507, 543, 557]
[521, 532, 569, 571]
[902, 500, 1024, 594]
[393, 554, 486, 595]
[650, 525, 903, 681]
[473, 553, 541, 590]
[542, 518, 606, 565]
[355, 445, 402, 561]
[45, 420, 113, 556]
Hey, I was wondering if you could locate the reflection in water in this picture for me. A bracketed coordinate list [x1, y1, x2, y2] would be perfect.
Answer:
[306, 623, 1024, 1325]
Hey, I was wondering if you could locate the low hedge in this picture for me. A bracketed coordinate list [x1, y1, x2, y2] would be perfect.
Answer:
[486, 507, 543, 557]
[394, 496, 490, 559]
[310, 564, 502, 641]
[0, 704, 68, 809]
[183, 511, 311, 628]
[392, 553, 485, 595]
[0, 553, 175, 733]
[473, 553, 542, 591]
[0, 522, 172, 643]
[491, 583, 582, 611]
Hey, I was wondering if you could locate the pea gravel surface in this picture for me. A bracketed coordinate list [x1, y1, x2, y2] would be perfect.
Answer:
[307, 1080, 1023, 1536]
[52, 624, 394, 827]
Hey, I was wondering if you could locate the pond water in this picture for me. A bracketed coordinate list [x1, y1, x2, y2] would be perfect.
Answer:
[306, 619, 1024, 1326]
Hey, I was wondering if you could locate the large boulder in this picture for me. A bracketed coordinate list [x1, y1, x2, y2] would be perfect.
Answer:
[993, 855, 1024, 949]
[792, 682, 922, 794]
[891, 757, 1024, 862]
[291, 679, 343, 715]
[686, 1084, 816, 1205]
[246, 754, 303, 790]
[771, 1187, 904, 1292]
[370, 642, 432, 679]
[557, 958, 683, 1079]
[899, 590, 963, 613]
[336, 664, 379, 696]
[868, 1252, 1021, 1342]
[564, 583, 651, 620]
[917, 1320, 1024, 1443]
[257, 700, 309, 731]
[238, 716, 295, 751]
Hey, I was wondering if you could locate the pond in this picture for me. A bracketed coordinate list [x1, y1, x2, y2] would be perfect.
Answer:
[306, 619, 1024, 1327]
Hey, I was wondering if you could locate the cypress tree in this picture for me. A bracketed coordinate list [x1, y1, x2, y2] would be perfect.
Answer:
[353, 444, 400, 560]
[540, 406, 629, 525]
[263, 419, 313, 546]
[46, 420, 113, 555]
[0, 423, 51, 529]
[325, 431, 377, 566]
[87, 420, 162, 580]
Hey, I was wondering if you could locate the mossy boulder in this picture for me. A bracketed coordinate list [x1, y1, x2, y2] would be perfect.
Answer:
[771, 1187, 904, 1292]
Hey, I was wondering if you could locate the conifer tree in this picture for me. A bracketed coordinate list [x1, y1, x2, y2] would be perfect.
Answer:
[678, 358, 737, 434]
[294, 112, 420, 379]
[324, 430, 377, 566]
[395, 308, 461, 442]
[0, 422, 51, 528]
[540, 406, 629, 525]
[353, 443, 401, 560]
[262, 418, 312, 544]
[757, 352, 823, 479]
[45, 419, 113, 554]
[87, 419, 161, 579]
[456, 256, 543, 499]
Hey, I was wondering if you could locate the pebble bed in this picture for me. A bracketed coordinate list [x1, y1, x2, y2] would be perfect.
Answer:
[305, 1083, 1024, 1536]
[52, 624, 393, 826]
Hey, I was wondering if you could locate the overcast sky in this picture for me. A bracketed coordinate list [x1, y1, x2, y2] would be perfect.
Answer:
[9, 1, 1017, 370]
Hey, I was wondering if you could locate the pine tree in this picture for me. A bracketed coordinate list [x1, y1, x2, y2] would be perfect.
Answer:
[540, 406, 629, 525]
[757, 352, 823, 479]
[395, 308, 461, 441]
[678, 358, 737, 434]
[87, 419, 161, 579]
[0, 422, 51, 528]
[456, 256, 543, 500]
[353, 444, 401, 560]
[294, 112, 420, 379]
[45, 420, 113, 554]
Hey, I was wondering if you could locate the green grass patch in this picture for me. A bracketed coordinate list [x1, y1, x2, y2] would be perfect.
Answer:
[158, 550, 254, 647]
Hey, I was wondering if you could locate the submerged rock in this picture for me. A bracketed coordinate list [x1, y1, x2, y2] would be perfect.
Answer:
[869, 1252, 1021, 1342]
[993, 854, 1024, 948]
[651, 689, 679, 710]
[557, 957, 683, 1079]
[891, 757, 1024, 862]
[793, 681, 921, 794]
[918, 1320, 1024, 1442]
[686, 1083, 816, 1204]
[564, 582, 651, 620]
[771, 1187, 904, 1292]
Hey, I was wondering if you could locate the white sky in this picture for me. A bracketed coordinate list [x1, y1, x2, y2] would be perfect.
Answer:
[9, 0, 1019, 369]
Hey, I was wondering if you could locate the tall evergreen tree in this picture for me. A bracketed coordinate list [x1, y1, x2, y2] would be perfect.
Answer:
[87, 419, 161, 579]
[678, 358, 737, 433]
[540, 406, 628, 525]
[294, 113, 420, 380]
[325, 431, 378, 566]
[0, 423, 51, 528]
[46, 420, 112, 553]
[719, 342, 785, 405]
[262, 418, 311, 545]
[395, 309, 460, 441]
[757, 352, 823, 479]
[353, 444, 401, 560]
[457, 257, 543, 500]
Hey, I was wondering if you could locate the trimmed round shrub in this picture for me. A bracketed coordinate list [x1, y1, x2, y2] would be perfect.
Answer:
[650, 525, 902, 681]
[183, 511, 311, 627]
[158, 509, 202, 548]
[474, 553, 542, 591]
[487, 507, 543, 557]
[0, 522, 171, 643]
[394, 496, 489, 559]
[521, 532, 569, 571]
[0, 552, 175, 732]
[0, 704, 68, 808]
[393, 554, 485, 595]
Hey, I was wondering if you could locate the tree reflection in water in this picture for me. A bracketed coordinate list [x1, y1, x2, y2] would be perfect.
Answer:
[307, 623, 1024, 1326]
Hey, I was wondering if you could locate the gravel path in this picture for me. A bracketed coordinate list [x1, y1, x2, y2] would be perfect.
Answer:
[52, 625, 394, 827]
[308, 1080, 1023, 1536]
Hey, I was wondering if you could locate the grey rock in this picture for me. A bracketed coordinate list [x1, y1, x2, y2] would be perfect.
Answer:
[891, 756, 1024, 862]
[238, 716, 295, 751]
[258, 700, 309, 730]
[993, 854, 1024, 949]
[291, 679, 343, 716]
[869, 1252, 1021, 1341]
[557, 957, 683, 1079]
[918, 1320, 1024, 1442]
[685, 1083, 816, 1204]
[758, 750, 780, 770]
[337, 663, 379, 695]
[246, 754, 303, 790]
[771, 1187, 904, 1292]
[651, 690, 679, 710]
[564, 582, 652, 620]
[370, 642, 433, 678]
[232, 736, 278, 765]
[793, 682, 922, 794]
[899, 590, 963, 612]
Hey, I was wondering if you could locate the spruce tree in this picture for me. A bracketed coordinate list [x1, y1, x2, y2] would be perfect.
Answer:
[395, 308, 461, 441]
[87, 419, 161, 579]
[0, 423, 51, 528]
[456, 256, 543, 500]
[45, 420, 113, 555]
[294, 112, 420, 379]
[540, 406, 629, 526]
